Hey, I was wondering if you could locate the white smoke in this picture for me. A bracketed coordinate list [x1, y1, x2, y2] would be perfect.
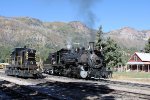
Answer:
[66, 37, 72, 49]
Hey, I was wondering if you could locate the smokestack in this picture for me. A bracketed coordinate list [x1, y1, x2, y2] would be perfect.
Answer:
[88, 42, 95, 51]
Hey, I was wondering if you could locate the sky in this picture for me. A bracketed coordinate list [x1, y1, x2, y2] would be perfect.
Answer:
[0, 0, 150, 32]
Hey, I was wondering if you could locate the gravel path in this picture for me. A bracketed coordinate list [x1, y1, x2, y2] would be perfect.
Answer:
[0, 79, 59, 100]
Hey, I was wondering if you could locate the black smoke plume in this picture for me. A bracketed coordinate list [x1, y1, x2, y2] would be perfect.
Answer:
[70, 0, 101, 28]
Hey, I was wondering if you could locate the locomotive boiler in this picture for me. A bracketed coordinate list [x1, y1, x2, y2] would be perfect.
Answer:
[44, 42, 110, 79]
[5, 46, 41, 78]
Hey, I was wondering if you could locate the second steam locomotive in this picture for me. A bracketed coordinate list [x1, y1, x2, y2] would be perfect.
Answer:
[44, 42, 111, 79]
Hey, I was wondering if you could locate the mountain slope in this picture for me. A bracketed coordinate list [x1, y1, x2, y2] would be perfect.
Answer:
[0, 17, 94, 47]
[0, 16, 94, 60]
[104, 27, 149, 49]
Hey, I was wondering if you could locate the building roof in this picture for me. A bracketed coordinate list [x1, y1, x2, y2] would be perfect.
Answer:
[135, 52, 150, 62]
[127, 62, 150, 65]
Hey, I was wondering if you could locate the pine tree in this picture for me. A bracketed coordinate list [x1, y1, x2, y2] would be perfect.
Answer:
[103, 37, 123, 68]
[144, 38, 150, 53]
[95, 26, 123, 68]
[95, 26, 103, 50]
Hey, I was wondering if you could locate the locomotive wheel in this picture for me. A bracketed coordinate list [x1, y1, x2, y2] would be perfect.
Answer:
[50, 69, 54, 74]
[63, 67, 71, 77]
[47, 68, 54, 75]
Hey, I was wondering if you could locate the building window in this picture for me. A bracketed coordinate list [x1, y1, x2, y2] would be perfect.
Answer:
[134, 55, 137, 61]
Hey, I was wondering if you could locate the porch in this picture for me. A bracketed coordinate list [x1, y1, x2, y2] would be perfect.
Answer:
[127, 62, 150, 72]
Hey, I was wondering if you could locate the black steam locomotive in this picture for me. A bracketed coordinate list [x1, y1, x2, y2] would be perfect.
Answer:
[44, 42, 111, 79]
[5, 46, 41, 78]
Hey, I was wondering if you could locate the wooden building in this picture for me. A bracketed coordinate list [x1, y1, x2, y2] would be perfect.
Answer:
[127, 52, 150, 72]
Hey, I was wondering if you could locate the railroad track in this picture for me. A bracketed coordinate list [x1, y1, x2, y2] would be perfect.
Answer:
[44, 74, 150, 89]
[1, 70, 150, 90]
[0, 80, 59, 100]
[42, 74, 150, 99]
[36, 80, 150, 100]
[100, 80, 150, 90]
[112, 89, 150, 100]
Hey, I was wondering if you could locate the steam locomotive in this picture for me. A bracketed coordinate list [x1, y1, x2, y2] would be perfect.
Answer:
[5, 46, 41, 78]
[44, 42, 111, 79]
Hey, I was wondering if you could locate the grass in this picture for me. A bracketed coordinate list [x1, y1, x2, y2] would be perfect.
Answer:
[112, 72, 150, 83]
[113, 72, 150, 78]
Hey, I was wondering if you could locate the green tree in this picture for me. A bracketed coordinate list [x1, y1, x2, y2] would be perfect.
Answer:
[0, 46, 11, 63]
[95, 26, 103, 50]
[103, 37, 123, 68]
[144, 38, 150, 53]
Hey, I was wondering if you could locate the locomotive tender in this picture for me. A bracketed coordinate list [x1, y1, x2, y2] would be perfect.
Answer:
[44, 42, 111, 79]
[5, 46, 41, 78]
